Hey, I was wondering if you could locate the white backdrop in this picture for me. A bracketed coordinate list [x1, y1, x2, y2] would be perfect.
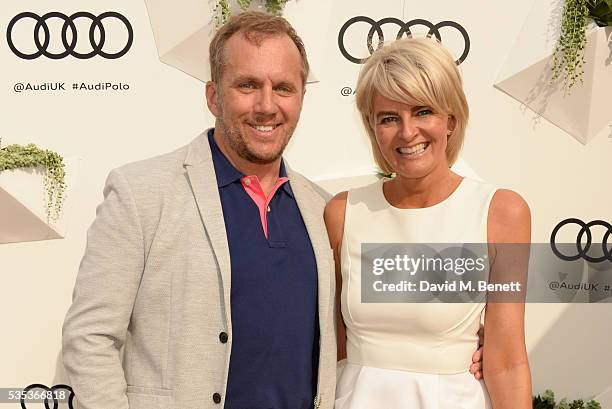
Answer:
[1, 0, 611, 406]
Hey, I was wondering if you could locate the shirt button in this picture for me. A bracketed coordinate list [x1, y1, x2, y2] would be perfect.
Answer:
[219, 332, 228, 343]
[213, 393, 222, 404]
[244, 178, 251, 186]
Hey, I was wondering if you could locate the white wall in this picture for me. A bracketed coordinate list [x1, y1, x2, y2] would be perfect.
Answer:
[1, 0, 610, 405]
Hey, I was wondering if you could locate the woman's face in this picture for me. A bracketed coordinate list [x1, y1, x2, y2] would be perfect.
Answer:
[372, 92, 454, 179]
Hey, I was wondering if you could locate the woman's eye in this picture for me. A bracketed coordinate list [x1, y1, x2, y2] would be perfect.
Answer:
[416, 109, 433, 116]
[380, 116, 399, 124]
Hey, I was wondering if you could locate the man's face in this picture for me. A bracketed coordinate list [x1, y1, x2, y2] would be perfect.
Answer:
[206, 33, 305, 165]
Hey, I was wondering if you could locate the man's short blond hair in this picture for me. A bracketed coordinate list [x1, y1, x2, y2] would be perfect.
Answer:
[209, 11, 309, 85]
[355, 38, 469, 173]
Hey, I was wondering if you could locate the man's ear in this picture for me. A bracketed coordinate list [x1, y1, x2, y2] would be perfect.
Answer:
[205, 81, 220, 117]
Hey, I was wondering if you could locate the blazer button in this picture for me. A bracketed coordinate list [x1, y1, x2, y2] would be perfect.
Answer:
[219, 332, 228, 343]
[213, 393, 222, 404]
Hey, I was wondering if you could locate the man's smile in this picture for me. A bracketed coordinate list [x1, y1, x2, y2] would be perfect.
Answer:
[248, 123, 280, 133]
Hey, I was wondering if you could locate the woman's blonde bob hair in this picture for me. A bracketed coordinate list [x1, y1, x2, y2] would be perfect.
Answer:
[355, 38, 469, 173]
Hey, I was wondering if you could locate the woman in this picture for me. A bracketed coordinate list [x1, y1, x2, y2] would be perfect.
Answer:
[324, 38, 531, 409]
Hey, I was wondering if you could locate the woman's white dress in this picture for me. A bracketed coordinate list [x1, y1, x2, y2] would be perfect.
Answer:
[336, 178, 496, 409]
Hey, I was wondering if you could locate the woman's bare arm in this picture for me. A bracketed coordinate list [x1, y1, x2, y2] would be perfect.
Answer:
[484, 189, 532, 409]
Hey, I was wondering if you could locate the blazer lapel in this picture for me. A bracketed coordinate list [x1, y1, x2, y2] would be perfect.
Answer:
[184, 131, 232, 327]
[286, 166, 331, 332]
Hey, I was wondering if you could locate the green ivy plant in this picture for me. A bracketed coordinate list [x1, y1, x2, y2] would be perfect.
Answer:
[376, 171, 395, 179]
[551, 0, 589, 93]
[532, 389, 601, 409]
[0, 141, 66, 225]
[589, 0, 612, 26]
[214, 0, 291, 26]
[551, 0, 612, 93]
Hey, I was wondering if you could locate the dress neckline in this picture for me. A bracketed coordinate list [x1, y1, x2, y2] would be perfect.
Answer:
[378, 177, 467, 212]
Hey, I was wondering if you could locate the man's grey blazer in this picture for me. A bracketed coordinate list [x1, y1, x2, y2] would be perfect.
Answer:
[62, 131, 337, 409]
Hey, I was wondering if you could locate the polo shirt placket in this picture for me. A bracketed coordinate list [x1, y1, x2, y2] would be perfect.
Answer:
[207, 130, 320, 409]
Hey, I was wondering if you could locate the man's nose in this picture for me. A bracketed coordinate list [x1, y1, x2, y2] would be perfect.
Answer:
[254, 85, 278, 115]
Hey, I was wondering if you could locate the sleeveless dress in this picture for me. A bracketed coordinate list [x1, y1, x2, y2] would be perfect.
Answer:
[335, 177, 497, 409]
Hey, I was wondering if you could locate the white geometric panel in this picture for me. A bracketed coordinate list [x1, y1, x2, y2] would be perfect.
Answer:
[494, 0, 612, 144]
[0, 186, 62, 244]
[451, 158, 484, 181]
[312, 166, 379, 198]
[594, 385, 612, 408]
[0, 158, 80, 244]
[0, 167, 63, 244]
[143, 0, 332, 83]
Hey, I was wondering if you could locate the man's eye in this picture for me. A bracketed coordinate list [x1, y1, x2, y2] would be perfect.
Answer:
[239, 83, 256, 89]
[275, 85, 293, 94]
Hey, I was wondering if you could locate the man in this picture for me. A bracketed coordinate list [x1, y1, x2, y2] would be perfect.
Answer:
[62, 11, 334, 409]
[62, 11, 482, 409]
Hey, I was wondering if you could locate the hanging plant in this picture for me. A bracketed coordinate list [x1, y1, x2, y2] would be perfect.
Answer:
[214, 0, 231, 27]
[214, 0, 291, 26]
[551, 0, 612, 93]
[588, 0, 612, 26]
[532, 389, 602, 409]
[0, 142, 66, 225]
[551, 0, 589, 93]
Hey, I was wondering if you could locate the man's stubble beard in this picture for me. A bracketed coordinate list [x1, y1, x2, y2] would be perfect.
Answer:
[217, 103, 295, 165]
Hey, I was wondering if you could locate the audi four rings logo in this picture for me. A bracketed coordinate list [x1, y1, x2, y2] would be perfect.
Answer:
[7, 11, 133, 60]
[20, 384, 75, 409]
[550, 218, 612, 263]
[338, 16, 470, 65]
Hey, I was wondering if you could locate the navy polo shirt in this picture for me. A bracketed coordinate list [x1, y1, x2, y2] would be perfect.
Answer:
[207, 130, 319, 409]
